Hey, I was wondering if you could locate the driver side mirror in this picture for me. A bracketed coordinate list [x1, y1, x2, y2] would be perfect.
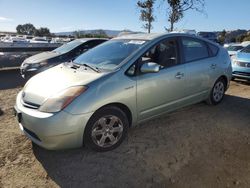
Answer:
[140, 62, 160, 73]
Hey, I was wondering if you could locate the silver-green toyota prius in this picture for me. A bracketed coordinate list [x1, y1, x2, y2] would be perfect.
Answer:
[14, 33, 232, 151]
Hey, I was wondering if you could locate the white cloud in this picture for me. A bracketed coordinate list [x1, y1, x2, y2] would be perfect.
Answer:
[0, 17, 13, 22]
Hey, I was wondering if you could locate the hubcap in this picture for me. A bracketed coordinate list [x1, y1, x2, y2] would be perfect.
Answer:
[213, 81, 225, 102]
[91, 115, 123, 148]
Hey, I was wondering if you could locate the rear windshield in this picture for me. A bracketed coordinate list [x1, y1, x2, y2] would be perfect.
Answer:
[53, 40, 84, 54]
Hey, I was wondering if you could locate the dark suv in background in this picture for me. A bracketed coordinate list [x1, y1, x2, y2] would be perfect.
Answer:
[20, 38, 107, 79]
[197, 32, 218, 43]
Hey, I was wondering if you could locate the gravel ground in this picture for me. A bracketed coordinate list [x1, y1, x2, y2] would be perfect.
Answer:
[0, 80, 250, 188]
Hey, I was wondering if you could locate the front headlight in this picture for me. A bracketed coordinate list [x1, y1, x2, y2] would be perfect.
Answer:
[230, 55, 238, 64]
[39, 86, 87, 113]
[231, 59, 238, 65]
[31, 61, 48, 69]
[21, 62, 29, 69]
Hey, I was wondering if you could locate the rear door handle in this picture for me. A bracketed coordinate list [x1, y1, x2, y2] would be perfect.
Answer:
[210, 64, 217, 69]
[175, 72, 184, 79]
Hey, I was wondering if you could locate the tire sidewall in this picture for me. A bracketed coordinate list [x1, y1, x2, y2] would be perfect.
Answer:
[83, 106, 129, 152]
[209, 78, 226, 105]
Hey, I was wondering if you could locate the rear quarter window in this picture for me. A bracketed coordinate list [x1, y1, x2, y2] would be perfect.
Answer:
[207, 43, 219, 57]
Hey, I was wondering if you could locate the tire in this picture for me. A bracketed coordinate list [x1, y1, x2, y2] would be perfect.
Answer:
[83, 106, 129, 152]
[206, 78, 226, 105]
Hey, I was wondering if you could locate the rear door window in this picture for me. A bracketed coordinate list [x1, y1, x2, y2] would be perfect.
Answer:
[181, 37, 209, 62]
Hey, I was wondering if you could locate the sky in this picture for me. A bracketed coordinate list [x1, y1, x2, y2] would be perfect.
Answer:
[0, 0, 250, 33]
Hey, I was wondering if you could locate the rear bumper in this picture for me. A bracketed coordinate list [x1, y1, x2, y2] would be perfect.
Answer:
[14, 92, 93, 150]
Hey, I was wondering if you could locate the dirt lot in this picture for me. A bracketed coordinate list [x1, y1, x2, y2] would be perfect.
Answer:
[0, 80, 250, 188]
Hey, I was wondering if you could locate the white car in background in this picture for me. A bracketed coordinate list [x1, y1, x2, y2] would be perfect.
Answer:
[225, 43, 244, 57]
[171, 29, 197, 36]
[30, 37, 49, 43]
[241, 41, 250, 47]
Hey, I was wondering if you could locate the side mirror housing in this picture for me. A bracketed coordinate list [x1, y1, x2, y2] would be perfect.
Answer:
[140, 62, 160, 73]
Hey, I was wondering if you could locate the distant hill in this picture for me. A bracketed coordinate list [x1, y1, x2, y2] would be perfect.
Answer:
[214, 29, 250, 43]
[55, 29, 128, 37]
[224, 29, 249, 42]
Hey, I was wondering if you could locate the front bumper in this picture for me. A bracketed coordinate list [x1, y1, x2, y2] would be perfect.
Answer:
[14, 92, 93, 150]
[232, 64, 250, 80]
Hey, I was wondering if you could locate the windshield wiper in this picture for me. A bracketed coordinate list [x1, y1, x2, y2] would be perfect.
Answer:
[82, 63, 100, 73]
[70, 61, 100, 73]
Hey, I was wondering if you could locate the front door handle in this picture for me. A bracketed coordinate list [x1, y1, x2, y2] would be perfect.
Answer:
[175, 72, 184, 79]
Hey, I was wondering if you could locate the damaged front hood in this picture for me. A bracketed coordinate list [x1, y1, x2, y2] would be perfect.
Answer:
[22, 64, 106, 105]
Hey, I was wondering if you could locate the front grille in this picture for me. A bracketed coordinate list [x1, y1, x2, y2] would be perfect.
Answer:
[21, 99, 40, 109]
[237, 61, 250, 68]
[23, 126, 41, 141]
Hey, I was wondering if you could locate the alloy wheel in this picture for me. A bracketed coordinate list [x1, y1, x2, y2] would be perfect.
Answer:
[91, 115, 124, 148]
[213, 81, 225, 102]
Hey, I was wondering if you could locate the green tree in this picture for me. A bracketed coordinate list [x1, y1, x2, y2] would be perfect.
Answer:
[16, 23, 36, 35]
[166, 0, 205, 31]
[73, 30, 108, 39]
[137, 0, 155, 33]
[221, 29, 226, 38]
[95, 30, 108, 38]
[218, 29, 226, 44]
[236, 34, 246, 42]
[34, 27, 51, 37]
[242, 32, 250, 42]
[230, 37, 236, 43]
[166, 0, 183, 31]
[73, 30, 81, 38]
[243, 36, 250, 41]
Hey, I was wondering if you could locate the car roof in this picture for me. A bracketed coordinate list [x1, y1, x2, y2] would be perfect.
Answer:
[113, 32, 209, 41]
[74, 38, 108, 43]
[114, 33, 166, 41]
[229, 43, 243, 47]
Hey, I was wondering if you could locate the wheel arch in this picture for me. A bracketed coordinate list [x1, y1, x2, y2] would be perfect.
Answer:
[94, 102, 133, 127]
[218, 75, 229, 89]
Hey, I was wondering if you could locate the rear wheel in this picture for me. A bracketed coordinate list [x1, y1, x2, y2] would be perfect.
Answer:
[207, 78, 226, 105]
[83, 106, 128, 152]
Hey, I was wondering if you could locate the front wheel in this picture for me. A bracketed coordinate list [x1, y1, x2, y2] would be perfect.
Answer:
[83, 106, 129, 152]
[207, 78, 226, 105]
